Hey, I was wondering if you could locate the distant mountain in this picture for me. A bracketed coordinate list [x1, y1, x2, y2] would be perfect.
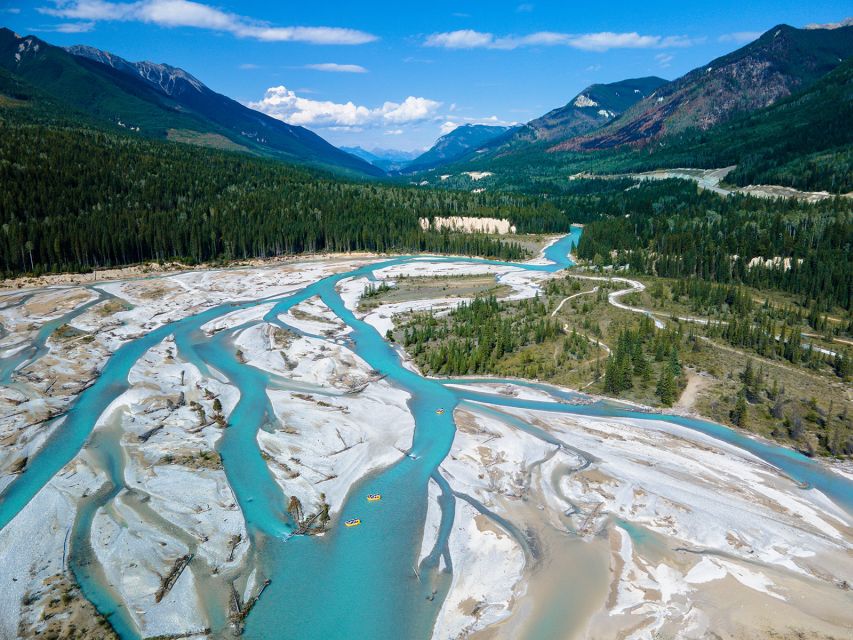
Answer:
[555, 23, 853, 151]
[340, 146, 421, 172]
[523, 76, 666, 143]
[403, 78, 665, 175]
[0, 29, 381, 176]
[805, 17, 853, 30]
[403, 124, 516, 173]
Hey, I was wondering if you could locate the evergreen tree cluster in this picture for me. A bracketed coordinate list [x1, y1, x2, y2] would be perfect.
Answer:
[733, 360, 852, 456]
[653, 280, 850, 379]
[574, 180, 852, 311]
[361, 282, 393, 299]
[401, 295, 564, 376]
[0, 122, 583, 276]
[602, 318, 683, 405]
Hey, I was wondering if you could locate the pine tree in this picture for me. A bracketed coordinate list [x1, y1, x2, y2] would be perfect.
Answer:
[742, 359, 754, 389]
[731, 390, 749, 428]
[634, 350, 652, 387]
[768, 377, 779, 401]
[604, 357, 620, 393]
[741, 359, 761, 401]
[656, 367, 676, 406]
[668, 346, 681, 377]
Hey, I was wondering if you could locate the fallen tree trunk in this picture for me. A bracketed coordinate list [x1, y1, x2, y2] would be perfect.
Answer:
[155, 553, 193, 603]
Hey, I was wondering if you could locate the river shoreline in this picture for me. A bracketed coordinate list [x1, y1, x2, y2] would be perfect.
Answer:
[1, 230, 851, 640]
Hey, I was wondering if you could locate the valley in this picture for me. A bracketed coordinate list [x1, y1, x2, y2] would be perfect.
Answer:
[0, 8, 851, 640]
[1, 236, 851, 640]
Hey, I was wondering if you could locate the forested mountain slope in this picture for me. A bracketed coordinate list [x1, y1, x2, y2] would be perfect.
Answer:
[575, 180, 852, 311]
[403, 124, 516, 174]
[419, 77, 665, 174]
[425, 50, 853, 194]
[645, 57, 853, 192]
[510, 76, 666, 146]
[556, 23, 853, 151]
[0, 28, 381, 177]
[495, 57, 853, 193]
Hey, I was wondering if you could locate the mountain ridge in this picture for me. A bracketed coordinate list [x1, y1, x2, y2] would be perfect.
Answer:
[67, 44, 207, 96]
[411, 77, 667, 174]
[402, 123, 517, 174]
[0, 28, 381, 177]
[340, 146, 422, 171]
[554, 22, 853, 151]
[526, 76, 667, 143]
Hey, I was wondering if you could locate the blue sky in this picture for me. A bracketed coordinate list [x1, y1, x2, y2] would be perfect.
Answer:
[2, 1, 851, 150]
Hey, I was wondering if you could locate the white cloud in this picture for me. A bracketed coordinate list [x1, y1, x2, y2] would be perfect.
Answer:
[239, 63, 259, 70]
[1, 7, 22, 13]
[304, 63, 367, 73]
[30, 20, 96, 33]
[571, 32, 698, 51]
[248, 86, 441, 130]
[440, 121, 460, 135]
[384, 129, 404, 135]
[424, 29, 701, 51]
[30, 20, 96, 32]
[382, 96, 442, 123]
[655, 53, 673, 68]
[39, 0, 129, 20]
[425, 29, 495, 49]
[53, 21, 95, 32]
[718, 31, 762, 44]
[38, 1, 378, 44]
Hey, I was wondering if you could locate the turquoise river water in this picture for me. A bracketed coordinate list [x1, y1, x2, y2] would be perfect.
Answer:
[0, 228, 851, 639]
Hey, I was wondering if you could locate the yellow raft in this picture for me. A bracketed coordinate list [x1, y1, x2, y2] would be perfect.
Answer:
[367, 493, 381, 502]
[435, 408, 445, 415]
[344, 518, 361, 527]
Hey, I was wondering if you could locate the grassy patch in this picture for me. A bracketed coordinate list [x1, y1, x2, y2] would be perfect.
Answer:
[160, 450, 222, 470]
[358, 274, 512, 312]
[96, 298, 131, 316]
[166, 128, 251, 152]
[0, 94, 28, 108]
[52, 323, 93, 342]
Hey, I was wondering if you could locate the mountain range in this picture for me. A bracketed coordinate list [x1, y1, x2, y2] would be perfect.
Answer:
[508, 76, 666, 145]
[449, 76, 665, 168]
[1, 21, 851, 188]
[339, 146, 423, 172]
[413, 22, 853, 183]
[0, 27, 381, 177]
[400, 124, 517, 174]
[343, 124, 519, 174]
[557, 23, 853, 152]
